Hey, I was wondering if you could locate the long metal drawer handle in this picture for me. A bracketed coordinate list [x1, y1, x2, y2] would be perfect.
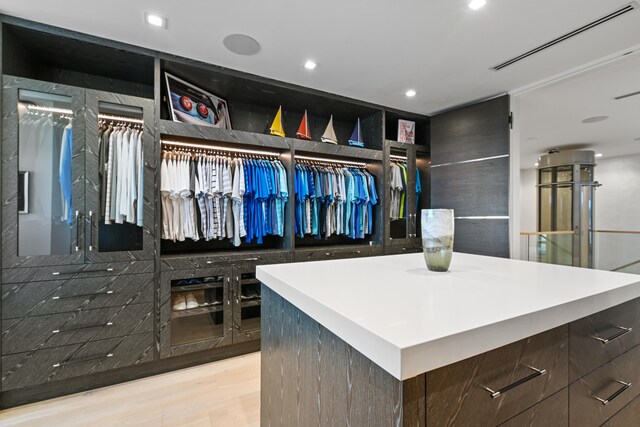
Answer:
[52, 290, 114, 300]
[88, 210, 94, 251]
[594, 380, 632, 405]
[52, 268, 115, 276]
[53, 352, 113, 368]
[481, 365, 547, 399]
[591, 326, 632, 344]
[52, 321, 113, 334]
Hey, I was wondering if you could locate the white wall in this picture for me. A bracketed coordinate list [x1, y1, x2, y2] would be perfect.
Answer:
[593, 153, 640, 271]
[518, 154, 640, 269]
[519, 168, 537, 260]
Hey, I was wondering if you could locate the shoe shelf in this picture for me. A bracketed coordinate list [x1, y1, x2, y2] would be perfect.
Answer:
[240, 298, 262, 309]
[171, 303, 224, 319]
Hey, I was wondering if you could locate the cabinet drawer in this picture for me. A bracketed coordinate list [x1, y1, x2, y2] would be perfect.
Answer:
[2, 303, 153, 355]
[1, 333, 154, 391]
[2, 273, 154, 319]
[293, 245, 382, 262]
[427, 326, 568, 426]
[1, 261, 154, 284]
[499, 389, 568, 427]
[601, 393, 640, 427]
[569, 344, 640, 427]
[570, 297, 640, 382]
[161, 251, 291, 271]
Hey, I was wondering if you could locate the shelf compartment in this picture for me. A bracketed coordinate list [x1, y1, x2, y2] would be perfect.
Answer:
[170, 303, 224, 319]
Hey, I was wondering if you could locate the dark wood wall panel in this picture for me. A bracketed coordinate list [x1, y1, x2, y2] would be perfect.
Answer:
[431, 95, 509, 165]
[454, 219, 510, 258]
[431, 95, 510, 258]
[431, 157, 509, 216]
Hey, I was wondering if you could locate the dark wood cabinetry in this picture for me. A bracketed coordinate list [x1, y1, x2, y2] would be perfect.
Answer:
[426, 326, 568, 426]
[0, 14, 513, 407]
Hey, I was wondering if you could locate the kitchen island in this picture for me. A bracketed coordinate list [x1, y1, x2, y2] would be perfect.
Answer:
[257, 253, 640, 426]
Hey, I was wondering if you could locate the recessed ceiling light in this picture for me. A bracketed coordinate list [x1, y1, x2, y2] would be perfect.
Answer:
[595, 153, 603, 158]
[581, 116, 609, 123]
[534, 162, 539, 167]
[223, 34, 261, 56]
[468, 0, 487, 10]
[405, 89, 417, 97]
[145, 13, 166, 28]
[304, 60, 317, 70]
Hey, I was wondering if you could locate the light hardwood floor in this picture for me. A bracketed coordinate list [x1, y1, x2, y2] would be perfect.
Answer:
[0, 352, 261, 427]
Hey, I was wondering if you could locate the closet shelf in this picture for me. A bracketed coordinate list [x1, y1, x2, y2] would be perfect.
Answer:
[159, 119, 291, 151]
[240, 299, 262, 308]
[292, 139, 382, 160]
[171, 304, 224, 319]
[170, 282, 224, 293]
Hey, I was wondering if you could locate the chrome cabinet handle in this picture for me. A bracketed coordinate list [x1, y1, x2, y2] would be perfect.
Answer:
[52, 321, 113, 334]
[591, 326, 633, 344]
[481, 365, 547, 399]
[88, 211, 94, 251]
[52, 268, 114, 276]
[75, 211, 81, 251]
[53, 352, 113, 368]
[53, 290, 114, 300]
[594, 380, 631, 405]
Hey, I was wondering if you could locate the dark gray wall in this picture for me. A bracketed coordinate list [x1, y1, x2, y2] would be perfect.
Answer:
[430, 95, 510, 258]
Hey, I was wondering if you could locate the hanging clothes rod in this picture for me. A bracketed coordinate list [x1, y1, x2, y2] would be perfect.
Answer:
[295, 155, 367, 168]
[161, 139, 281, 157]
[98, 114, 144, 124]
[390, 154, 408, 161]
[26, 105, 73, 115]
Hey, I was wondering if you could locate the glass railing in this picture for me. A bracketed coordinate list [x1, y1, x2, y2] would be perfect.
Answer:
[521, 230, 640, 273]
[521, 231, 575, 267]
[592, 230, 640, 274]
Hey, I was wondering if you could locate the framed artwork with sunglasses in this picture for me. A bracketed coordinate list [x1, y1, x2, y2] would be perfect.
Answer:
[165, 72, 232, 129]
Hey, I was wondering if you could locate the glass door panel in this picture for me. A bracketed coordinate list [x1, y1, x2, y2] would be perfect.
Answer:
[96, 102, 144, 253]
[170, 275, 227, 347]
[389, 147, 409, 239]
[17, 90, 78, 257]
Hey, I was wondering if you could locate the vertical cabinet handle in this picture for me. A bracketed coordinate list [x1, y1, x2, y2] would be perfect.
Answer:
[75, 211, 81, 251]
[88, 211, 94, 251]
[227, 277, 231, 305]
[594, 380, 632, 405]
[236, 277, 240, 304]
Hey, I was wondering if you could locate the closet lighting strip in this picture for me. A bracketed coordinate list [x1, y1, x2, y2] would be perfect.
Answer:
[98, 114, 144, 124]
[161, 140, 281, 157]
[26, 105, 73, 115]
[295, 155, 367, 167]
[390, 155, 408, 161]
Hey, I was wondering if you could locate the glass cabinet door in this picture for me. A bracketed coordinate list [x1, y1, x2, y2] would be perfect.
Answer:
[2, 77, 85, 268]
[232, 267, 262, 343]
[389, 146, 410, 240]
[84, 90, 155, 263]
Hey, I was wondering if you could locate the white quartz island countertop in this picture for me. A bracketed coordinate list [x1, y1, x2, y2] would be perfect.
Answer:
[256, 253, 640, 380]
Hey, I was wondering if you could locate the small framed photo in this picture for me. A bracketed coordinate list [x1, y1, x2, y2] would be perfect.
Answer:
[165, 72, 232, 129]
[18, 171, 29, 214]
[397, 119, 416, 144]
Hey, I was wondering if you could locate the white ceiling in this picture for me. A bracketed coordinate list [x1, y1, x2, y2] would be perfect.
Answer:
[1, 0, 640, 115]
[517, 51, 640, 168]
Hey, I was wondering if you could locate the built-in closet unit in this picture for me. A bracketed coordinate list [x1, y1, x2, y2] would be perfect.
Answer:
[0, 14, 511, 407]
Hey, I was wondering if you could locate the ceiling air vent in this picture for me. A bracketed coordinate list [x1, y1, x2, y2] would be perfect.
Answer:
[490, 2, 638, 71]
[614, 89, 640, 100]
